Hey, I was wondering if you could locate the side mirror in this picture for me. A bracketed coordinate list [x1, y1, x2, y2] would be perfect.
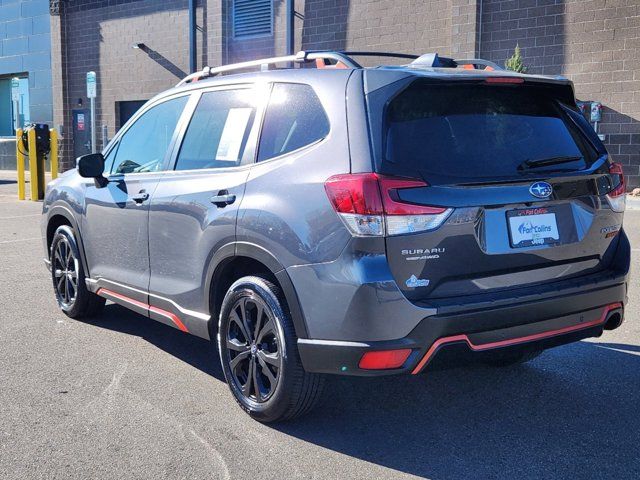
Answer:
[77, 153, 108, 187]
[77, 153, 105, 178]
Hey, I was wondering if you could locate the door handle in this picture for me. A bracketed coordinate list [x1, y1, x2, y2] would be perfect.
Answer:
[131, 190, 149, 204]
[210, 190, 236, 208]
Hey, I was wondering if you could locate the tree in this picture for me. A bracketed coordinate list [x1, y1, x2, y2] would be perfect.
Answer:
[505, 44, 528, 73]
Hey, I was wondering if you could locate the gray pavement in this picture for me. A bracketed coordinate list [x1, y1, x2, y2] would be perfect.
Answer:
[0, 174, 639, 479]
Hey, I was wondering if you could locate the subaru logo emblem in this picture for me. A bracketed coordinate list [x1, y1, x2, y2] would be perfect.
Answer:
[529, 181, 553, 198]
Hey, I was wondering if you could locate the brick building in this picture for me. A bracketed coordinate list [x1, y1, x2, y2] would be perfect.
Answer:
[51, 0, 640, 189]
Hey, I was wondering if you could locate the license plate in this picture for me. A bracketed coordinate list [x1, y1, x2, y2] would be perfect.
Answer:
[507, 208, 560, 248]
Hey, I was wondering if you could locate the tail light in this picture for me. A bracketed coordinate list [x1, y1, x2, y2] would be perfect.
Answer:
[324, 173, 452, 236]
[606, 162, 626, 213]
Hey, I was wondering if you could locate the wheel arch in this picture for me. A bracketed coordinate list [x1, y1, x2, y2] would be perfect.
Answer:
[46, 205, 90, 277]
[206, 242, 309, 340]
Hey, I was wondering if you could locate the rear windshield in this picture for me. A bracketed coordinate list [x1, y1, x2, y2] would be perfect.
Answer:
[381, 82, 598, 183]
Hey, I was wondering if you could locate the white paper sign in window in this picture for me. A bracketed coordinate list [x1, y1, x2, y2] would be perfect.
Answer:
[216, 108, 253, 162]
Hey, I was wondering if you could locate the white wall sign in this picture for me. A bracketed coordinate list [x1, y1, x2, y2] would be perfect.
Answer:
[86, 71, 97, 98]
[11, 77, 20, 102]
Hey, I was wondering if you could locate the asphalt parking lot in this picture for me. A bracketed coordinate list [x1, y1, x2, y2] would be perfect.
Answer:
[0, 175, 639, 480]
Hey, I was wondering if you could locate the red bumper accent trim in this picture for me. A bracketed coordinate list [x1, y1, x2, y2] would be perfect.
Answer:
[96, 288, 190, 333]
[411, 303, 622, 375]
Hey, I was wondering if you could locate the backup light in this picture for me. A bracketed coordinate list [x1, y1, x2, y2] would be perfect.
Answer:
[606, 162, 626, 213]
[324, 173, 452, 236]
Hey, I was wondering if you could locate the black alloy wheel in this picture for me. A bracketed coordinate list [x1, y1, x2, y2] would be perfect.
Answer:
[52, 233, 79, 310]
[50, 225, 105, 318]
[225, 295, 282, 403]
[218, 276, 325, 422]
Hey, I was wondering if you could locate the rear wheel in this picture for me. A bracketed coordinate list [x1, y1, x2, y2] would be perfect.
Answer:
[481, 348, 543, 367]
[218, 276, 324, 423]
[50, 225, 105, 319]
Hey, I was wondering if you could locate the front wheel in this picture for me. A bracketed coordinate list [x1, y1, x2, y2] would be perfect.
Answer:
[218, 276, 324, 423]
[50, 225, 105, 319]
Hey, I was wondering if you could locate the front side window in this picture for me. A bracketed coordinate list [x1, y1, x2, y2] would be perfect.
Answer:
[257, 83, 330, 162]
[175, 89, 257, 171]
[111, 96, 188, 174]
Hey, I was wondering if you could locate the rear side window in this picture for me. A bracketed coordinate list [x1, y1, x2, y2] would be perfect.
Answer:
[381, 82, 598, 182]
[175, 89, 257, 170]
[257, 83, 329, 162]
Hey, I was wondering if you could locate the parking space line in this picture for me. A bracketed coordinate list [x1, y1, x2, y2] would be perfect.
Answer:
[0, 214, 41, 220]
[0, 236, 43, 244]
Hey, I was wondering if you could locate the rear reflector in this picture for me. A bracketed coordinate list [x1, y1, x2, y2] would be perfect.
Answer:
[359, 349, 412, 370]
[606, 162, 626, 212]
[324, 173, 452, 236]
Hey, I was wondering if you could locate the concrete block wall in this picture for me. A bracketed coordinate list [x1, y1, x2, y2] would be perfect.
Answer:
[480, 0, 640, 189]
[224, 0, 287, 63]
[297, 0, 454, 61]
[52, 0, 203, 170]
[0, 0, 53, 170]
[0, 138, 15, 169]
[0, 0, 53, 126]
[52, 0, 640, 189]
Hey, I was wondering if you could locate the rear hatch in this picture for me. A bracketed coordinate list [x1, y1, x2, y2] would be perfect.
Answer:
[365, 73, 626, 302]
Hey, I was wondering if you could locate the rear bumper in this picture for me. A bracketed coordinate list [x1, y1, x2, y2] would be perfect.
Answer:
[298, 281, 627, 376]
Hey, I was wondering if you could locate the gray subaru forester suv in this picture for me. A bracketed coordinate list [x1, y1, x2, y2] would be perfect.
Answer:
[43, 51, 630, 422]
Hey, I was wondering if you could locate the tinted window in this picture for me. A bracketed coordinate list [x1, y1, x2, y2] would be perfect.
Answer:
[111, 96, 188, 174]
[382, 82, 598, 182]
[257, 83, 329, 162]
[175, 89, 256, 170]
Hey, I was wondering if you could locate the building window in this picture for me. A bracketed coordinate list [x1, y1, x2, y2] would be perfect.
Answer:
[0, 76, 29, 137]
[232, 0, 273, 39]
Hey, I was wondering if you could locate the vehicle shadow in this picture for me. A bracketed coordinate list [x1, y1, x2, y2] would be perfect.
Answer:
[276, 340, 640, 479]
[83, 303, 225, 381]
[85, 305, 640, 478]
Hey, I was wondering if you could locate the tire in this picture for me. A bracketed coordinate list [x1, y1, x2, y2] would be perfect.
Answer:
[50, 225, 105, 319]
[481, 348, 543, 367]
[218, 276, 324, 423]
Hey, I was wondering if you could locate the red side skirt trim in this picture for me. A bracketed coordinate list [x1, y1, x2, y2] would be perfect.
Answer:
[96, 287, 189, 333]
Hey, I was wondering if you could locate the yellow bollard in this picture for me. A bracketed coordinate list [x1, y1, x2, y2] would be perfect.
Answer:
[27, 128, 39, 201]
[16, 128, 25, 200]
[50, 128, 58, 180]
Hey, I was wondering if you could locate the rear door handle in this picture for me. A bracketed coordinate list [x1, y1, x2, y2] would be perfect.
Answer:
[210, 190, 236, 208]
[131, 190, 149, 204]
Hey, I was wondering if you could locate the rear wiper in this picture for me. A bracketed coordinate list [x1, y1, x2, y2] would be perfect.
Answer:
[517, 155, 584, 171]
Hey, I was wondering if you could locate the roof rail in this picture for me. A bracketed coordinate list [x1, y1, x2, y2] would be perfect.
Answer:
[175, 50, 362, 87]
[340, 51, 419, 61]
[175, 50, 505, 87]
